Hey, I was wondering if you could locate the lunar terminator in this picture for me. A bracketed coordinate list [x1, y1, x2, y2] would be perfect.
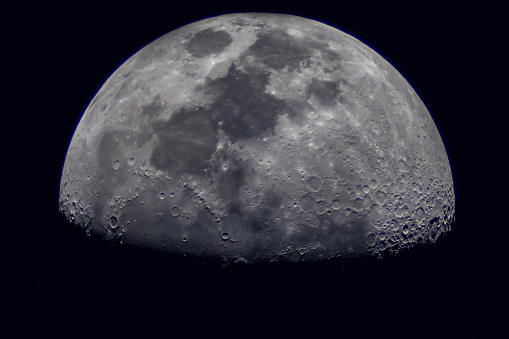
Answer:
[59, 13, 455, 262]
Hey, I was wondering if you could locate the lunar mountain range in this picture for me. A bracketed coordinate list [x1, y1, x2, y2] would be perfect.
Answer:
[59, 13, 455, 263]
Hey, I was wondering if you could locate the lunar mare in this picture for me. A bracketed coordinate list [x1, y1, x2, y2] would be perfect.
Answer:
[59, 13, 455, 262]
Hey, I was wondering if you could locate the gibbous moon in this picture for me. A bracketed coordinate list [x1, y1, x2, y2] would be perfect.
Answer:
[59, 13, 455, 262]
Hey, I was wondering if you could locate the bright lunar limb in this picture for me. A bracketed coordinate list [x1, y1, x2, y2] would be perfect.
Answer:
[59, 13, 455, 263]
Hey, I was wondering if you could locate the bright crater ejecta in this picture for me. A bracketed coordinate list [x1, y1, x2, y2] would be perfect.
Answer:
[59, 13, 455, 263]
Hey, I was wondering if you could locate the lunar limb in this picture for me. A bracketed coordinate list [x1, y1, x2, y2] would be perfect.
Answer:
[59, 13, 455, 262]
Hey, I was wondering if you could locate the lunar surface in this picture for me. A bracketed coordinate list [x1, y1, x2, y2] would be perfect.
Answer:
[59, 13, 455, 263]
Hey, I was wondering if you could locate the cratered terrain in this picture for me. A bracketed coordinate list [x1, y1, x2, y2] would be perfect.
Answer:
[59, 13, 455, 263]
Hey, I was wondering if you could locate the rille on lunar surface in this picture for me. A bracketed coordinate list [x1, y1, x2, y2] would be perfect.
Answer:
[59, 13, 455, 263]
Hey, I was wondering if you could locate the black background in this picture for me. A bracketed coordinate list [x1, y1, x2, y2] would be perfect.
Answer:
[4, 1, 505, 337]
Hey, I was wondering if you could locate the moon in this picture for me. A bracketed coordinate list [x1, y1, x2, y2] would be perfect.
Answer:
[59, 13, 455, 263]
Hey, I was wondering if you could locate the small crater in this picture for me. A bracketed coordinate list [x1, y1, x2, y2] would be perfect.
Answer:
[397, 159, 410, 173]
[366, 233, 377, 247]
[369, 179, 377, 189]
[353, 198, 363, 212]
[221, 233, 229, 241]
[402, 224, 410, 235]
[112, 160, 120, 170]
[332, 199, 341, 211]
[306, 176, 321, 192]
[315, 200, 328, 214]
[128, 157, 135, 166]
[171, 206, 180, 217]
[159, 192, 166, 200]
[300, 194, 315, 213]
[392, 220, 400, 231]
[109, 216, 118, 229]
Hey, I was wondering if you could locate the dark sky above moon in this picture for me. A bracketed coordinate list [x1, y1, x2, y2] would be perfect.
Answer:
[4, 1, 505, 337]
